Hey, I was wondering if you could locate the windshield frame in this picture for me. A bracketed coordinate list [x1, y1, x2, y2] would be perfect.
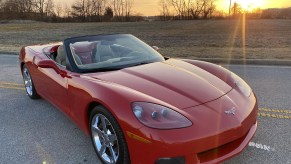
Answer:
[64, 34, 165, 73]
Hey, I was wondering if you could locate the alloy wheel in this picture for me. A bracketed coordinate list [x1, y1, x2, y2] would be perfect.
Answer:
[91, 114, 119, 163]
[23, 67, 33, 96]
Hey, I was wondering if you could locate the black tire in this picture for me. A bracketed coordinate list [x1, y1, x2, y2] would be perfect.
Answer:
[89, 106, 130, 164]
[22, 64, 40, 99]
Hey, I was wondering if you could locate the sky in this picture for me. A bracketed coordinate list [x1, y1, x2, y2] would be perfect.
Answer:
[55, 0, 291, 16]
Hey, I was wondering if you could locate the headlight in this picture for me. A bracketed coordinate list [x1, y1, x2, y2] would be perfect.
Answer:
[132, 102, 192, 129]
[231, 73, 252, 97]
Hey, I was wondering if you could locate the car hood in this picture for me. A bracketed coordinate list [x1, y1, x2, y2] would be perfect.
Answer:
[86, 59, 232, 109]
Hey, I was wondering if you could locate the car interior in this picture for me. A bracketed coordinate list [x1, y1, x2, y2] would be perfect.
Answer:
[52, 41, 141, 67]
[55, 45, 66, 66]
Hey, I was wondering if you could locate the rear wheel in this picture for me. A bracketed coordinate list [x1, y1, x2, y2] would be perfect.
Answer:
[22, 64, 39, 99]
[89, 106, 130, 164]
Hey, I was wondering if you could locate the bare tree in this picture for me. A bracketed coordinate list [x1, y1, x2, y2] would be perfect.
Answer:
[124, 0, 133, 19]
[231, 2, 242, 17]
[208, 0, 216, 18]
[34, 0, 45, 18]
[55, 3, 63, 17]
[201, 0, 216, 19]
[165, 0, 217, 19]
[0, 0, 40, 19]
[167, 0, 184, 19]
[159, 0, 170, 20]
[45, 0, 55, 17]
[90, 0, 108, 21]
[71, 0, 109, 21]
[190, 0, 204, 19]
[63, 4, 71, 18]
[112, 0, 134, 21]
[112, 0, 123, 18]
[71, 0, 87, 21]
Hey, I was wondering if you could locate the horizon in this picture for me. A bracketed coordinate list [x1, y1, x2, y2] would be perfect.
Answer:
[55, 0, 291, 16]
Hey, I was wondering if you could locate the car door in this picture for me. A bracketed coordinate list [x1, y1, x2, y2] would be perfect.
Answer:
[32, 57, 71, 117]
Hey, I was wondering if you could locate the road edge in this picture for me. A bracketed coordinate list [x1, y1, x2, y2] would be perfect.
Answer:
[187, 57, 291, 66]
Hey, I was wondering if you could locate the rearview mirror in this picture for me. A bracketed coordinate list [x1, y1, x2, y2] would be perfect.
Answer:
[152, 46, 159, 51]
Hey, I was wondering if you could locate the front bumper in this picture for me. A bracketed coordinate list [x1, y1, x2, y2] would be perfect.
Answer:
[126, 90, 258, 164]
[195, 122, 257, 164]
[154, 122, 257, 164]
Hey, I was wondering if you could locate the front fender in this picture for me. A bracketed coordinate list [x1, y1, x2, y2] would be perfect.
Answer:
[67, 75, 179, 136]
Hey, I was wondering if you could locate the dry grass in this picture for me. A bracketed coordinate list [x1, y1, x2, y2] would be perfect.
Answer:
[0, 19, 290, 59]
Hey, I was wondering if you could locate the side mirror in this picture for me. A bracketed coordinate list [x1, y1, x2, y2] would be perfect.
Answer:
[152, 46, 159, 51]
[37, 60, 69, 78]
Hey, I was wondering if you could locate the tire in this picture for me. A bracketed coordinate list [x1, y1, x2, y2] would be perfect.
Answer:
[22, 64, 40, 99]
[89, 106, 130, 164]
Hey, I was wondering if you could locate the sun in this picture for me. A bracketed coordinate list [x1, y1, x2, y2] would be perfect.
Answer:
[234, 0, 263, 11]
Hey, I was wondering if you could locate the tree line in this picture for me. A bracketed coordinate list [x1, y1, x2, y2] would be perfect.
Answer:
[0, 0, 141, 22]
[158, 0, 291, 20]
[0, 0, 289, 22]
[159, 0, 217, 20]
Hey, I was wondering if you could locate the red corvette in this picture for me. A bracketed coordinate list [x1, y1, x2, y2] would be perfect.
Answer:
[19, 34, 258, 164]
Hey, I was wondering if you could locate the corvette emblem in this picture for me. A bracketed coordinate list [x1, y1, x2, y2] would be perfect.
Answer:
[225, 107, 236, 115]
[81, 55, 90, 59]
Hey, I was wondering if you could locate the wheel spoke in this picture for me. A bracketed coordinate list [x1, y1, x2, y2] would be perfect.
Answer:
[92, 126, 104, 136]
[109, 146, 118, 163]
[92, 117, 104, 136]
[99, 145, 107, 155]
[101, 116, 108, 133]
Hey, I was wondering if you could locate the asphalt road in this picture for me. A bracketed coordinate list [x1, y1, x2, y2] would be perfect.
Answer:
[0, 55, 290, 164]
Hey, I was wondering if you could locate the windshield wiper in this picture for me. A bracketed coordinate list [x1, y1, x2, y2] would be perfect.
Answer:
[130, 61, 152, 67]
[86, 67, 125, 73]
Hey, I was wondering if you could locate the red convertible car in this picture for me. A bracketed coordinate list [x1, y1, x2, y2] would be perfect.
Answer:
[19, 34, 258, 164]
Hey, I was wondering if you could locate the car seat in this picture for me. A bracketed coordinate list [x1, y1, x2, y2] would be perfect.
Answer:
[94, 44, 115, 62]
[56, 45, 66, 66]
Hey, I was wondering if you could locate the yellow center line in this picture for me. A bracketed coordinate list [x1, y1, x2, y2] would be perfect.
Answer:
[0, 85, 25, 91]
[0, 82, 24, 86]
[0, 82, 25, 91]
[259, 108, 291, 114]
[258, 112, 291, 120]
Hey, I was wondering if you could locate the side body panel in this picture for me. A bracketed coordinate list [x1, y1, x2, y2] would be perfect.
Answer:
[20, 46, 72, 116]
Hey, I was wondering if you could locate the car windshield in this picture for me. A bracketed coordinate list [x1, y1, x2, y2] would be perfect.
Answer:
[64, 34, 165, 73]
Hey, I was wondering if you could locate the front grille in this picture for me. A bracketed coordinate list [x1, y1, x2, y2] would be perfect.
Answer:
[197, 131, 248, 163]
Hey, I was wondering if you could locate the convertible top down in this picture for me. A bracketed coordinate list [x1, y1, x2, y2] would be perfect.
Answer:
[19, 34, 258, 164]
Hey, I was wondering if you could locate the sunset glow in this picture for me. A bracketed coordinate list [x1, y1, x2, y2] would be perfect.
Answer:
[234, 0, 264, 11]
[55, 0, 290, 16]
[217, 0, 290, 14]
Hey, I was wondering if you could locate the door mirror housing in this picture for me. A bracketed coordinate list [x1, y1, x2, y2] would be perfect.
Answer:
[37, 60, 69, 77]
[37, 60, 61, 73]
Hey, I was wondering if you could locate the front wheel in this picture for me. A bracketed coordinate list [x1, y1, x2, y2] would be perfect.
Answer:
[22, 64, 39, 99]
[90, 106, 130, 164]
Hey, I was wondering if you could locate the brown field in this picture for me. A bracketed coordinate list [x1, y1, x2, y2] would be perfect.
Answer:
[0, 19, 290, 59]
